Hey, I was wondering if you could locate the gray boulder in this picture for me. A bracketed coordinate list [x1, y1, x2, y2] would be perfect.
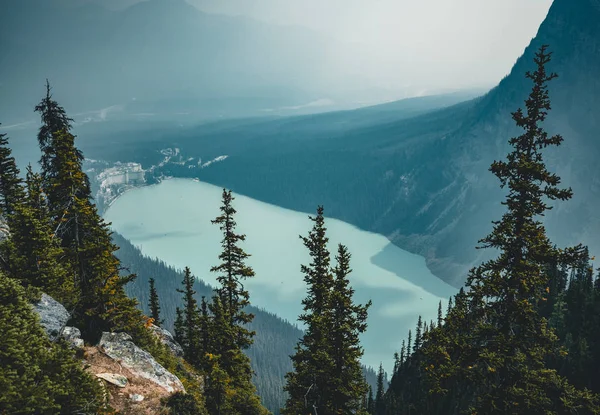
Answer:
[33, 293, 70, 341]
[98, 332, 185, 393]
[129, 394, 144, 402]
[149, 324, 184, 357]
[61, 326, 84, 349]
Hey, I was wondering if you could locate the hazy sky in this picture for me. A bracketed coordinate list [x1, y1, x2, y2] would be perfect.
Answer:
[190, 0, 554, 92]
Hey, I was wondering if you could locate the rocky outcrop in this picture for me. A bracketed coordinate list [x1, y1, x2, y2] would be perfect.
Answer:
[98, 332, 185, 394]
[83, 346, 179, 415]
[149, 324, 184, 357]
[33, 293, 70, 341]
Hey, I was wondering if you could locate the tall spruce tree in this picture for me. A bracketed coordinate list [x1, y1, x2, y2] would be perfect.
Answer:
[283, 206, 335, 415]
[329, 244, 371, 414]
[210, 189, 256, 353]
[422, 45, 599, 414]
[148, 277, 163, 326]
[34, 88, 144, 341]
[208, 190, 267, 415]
[34, 80, 90, 211]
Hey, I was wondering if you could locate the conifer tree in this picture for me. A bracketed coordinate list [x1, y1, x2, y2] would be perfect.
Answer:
[0, 128, 24, 218]
[0, 128, 24, 274]
[34, 80, 90, 211]
[205, 294, 268, 415]
[177, 267, 200, 364]
[198, 296, 211, 372]
[374, 363, 385, 415]
[283, 206, 335, 415]
[400, 340, 406, 366]
[207, 189, 268, 415]
[34, 89, 144, 341]
[210, 189, 256, 354]
[437, 301, 443, 327]
[148, 277, 163, 326]
[422, 45, 599, 414]
[367, 386, 375, 414]
[446, 297, 453, 316]
[414, 315, 423, 352]
[361, 388, 369, 413]
[0, 274, 104, 414]
[393, 352, 401, 373]
[174, 306, 185, 346]
[329, 244, 371, 414]
[7, 167, 76, 305]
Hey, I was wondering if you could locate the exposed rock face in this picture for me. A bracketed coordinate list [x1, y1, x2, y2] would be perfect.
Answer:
[97, 373, 128, 388]
[98, 332, 185, 394]
[61, 326, 84, 349]
[149, 324, 184, 357]
[33, 293, 70, 341]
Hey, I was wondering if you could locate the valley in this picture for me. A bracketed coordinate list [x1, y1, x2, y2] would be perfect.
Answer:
[103, 177, 457, 373]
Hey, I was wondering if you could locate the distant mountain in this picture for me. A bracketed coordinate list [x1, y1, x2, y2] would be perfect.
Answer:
[0, 0, 382, 124]
[76, 0, 600, 288]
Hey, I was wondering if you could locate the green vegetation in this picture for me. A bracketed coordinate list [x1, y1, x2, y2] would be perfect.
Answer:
[0, 272, 104, 415]
[173, 190, 270, 415]
[379, 46, 600, 414]
[148, 277, 163, 326]
[283, 206, 371, 415]
[0, 87, 207, 413]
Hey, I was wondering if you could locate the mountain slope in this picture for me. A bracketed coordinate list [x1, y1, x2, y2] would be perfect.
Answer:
[0, 0, 369, 124]
[85, 0, 600, 287]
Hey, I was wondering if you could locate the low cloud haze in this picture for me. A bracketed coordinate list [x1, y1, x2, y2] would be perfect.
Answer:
[71, 0, 552, 91]
[190, 0, 553, 91]
[1, 0, 553, 124]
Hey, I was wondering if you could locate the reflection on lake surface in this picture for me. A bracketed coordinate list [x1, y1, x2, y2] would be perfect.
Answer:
[104, 178, 458, 372]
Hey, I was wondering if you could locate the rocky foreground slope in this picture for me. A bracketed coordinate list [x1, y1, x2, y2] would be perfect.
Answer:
[33, 293, 187, 414]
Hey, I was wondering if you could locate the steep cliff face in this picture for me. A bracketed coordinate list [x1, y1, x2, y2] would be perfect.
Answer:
[391, 0, 600, 284]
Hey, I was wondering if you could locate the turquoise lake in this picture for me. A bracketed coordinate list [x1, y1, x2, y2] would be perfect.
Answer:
[104, 178, 458, 372]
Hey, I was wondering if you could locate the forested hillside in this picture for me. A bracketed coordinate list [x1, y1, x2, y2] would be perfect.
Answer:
[377, 45, 600, 415]
[113, 231, 383, 414]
